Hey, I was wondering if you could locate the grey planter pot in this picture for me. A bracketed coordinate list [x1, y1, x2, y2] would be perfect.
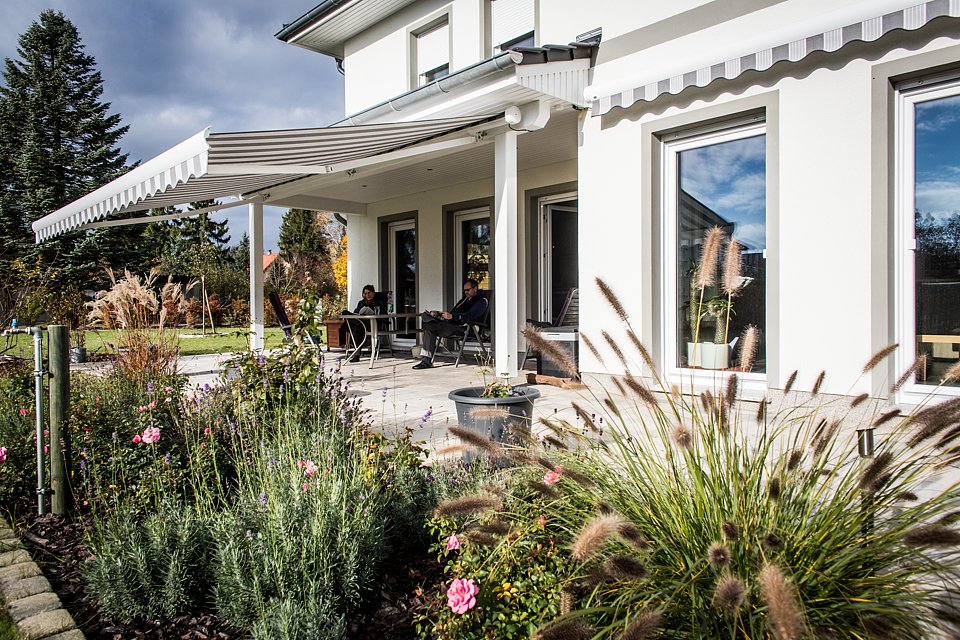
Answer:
[448, 386, 540, 458]
[69, 346, 87, 364]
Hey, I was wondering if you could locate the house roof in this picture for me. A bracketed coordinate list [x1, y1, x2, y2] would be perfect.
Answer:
[276, 0, 417, 58]
[32, 114, 498, 242]
[262, 252, 279, 272]
[589, 0, 958, 115]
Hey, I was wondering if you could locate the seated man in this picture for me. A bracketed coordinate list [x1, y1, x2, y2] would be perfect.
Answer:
[413, 279, 488, 370]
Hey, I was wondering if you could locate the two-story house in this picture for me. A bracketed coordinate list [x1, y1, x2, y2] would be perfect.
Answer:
[33, 0, 960, 405]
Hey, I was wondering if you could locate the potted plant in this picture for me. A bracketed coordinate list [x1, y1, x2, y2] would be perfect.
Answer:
[686, 228, 743, 370]
[320, 292, 347, 350]
[448, 371, 541, 457]
[70, 326, 87, 363]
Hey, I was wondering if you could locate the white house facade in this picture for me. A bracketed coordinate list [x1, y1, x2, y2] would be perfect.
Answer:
[33, 0, 960, 404]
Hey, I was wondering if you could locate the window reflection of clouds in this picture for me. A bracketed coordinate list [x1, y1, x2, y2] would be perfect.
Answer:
[680, 135, 766, 250]
[916, 95, 960, 219]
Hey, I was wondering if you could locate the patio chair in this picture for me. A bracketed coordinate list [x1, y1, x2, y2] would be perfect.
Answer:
[268, 291, 321, 348]
[451, 290, 492, 367]
[344, 291, 394, 363]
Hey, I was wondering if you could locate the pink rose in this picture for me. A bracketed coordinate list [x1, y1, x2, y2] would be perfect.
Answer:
[141, 427, 161, 444]
[138, 405, 147, 412]
[19, 409, 27, 416]
[0, 446, 7, 462]
[447, 578, 479, 614]
[132, 434, 142, 443]
[446, 534, 460, 551]
[204, 427, 210, 435]
[544, 466, 562, 485]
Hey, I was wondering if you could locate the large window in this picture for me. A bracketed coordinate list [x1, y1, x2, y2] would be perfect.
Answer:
[664, 123, 767, 374]
[415, 18, 449, 86]
[898, 77, 960, 393]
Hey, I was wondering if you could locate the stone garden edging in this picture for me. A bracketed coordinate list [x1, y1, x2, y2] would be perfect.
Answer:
[0, 516, 84, 640]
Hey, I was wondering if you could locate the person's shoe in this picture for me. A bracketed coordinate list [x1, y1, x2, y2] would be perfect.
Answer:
[412, 358, 433, 370]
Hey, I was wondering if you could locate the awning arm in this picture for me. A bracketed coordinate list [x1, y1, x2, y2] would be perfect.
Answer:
[76, 199, 251, 231]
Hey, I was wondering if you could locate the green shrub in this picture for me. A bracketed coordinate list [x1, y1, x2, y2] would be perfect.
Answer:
[84, 504, 213, 621]
[0, 370, 39, 513]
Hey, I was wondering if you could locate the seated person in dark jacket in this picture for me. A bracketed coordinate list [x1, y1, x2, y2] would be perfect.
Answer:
[340, 284, 379, 360]
[413, 279, 488, 370]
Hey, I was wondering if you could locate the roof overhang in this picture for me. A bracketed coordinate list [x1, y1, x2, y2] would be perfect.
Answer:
[32, 114, 500, 242]
[276, 0, 417, 58]
[588, 0, 958, 115]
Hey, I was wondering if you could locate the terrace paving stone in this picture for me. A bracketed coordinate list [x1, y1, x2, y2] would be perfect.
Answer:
[0, 549, 31, 568]
[0, 561, 42, 583]
[0, 575, 52, 601]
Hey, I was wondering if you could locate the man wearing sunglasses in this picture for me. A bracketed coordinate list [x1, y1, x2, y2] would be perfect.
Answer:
[413, 279, 488, 370]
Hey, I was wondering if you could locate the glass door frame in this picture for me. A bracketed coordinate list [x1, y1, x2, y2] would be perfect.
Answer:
[387, 218, 417, 345]
[661, 121, 768, 391]
[454, 207, 492, 293]
[537, 192, 578, 323]
[895, 76, 960, 404]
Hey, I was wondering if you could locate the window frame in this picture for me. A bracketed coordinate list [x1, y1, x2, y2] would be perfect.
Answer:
[411, 14, 451, 89]
[894, 75, 960, 404]
[454, 207, 492, 293]
[661, 119, 769, 390]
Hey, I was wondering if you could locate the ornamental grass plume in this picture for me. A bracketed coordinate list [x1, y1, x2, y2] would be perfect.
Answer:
[863, 343, 899, 373]
[810, 370, 826, 396]
[901, 524, 960, 547]
[620, 610, 662, 640]
[783, 370, 798, 394]
[891, 356, 926, 393]
[596, 277, 629, 323]
[738, 325, 758, 372]
[524, 324, 579, 378]
[943, 359, 960, 384]
[571, 513, 624, 561]
[758, 564, 804, 640]
[468, 406, 510, 420]
[671, 425, 692, 450]
[603, 330, 627, 367]
[696, 227, 724, 289]
[714, 575, 747, 615]
[448, 425, 501, 456]
[581, 333, 603, 362]
[624, 375, 659, 409]
[721, 521, 740, 542]
[534, 619, 596, 640]
[707, 542, 731, 569]
[603, 555, 648, 581]
[434, 494, 500, 517]
[722, 239, 743, 296]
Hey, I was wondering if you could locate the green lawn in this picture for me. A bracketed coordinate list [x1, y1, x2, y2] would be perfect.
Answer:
[0, 607, 23, 640]
[1, 326, 323, 358]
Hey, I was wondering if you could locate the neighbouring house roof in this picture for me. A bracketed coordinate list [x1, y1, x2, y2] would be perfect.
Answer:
[588, 0, 960, 116]
[32, 114, 498, 242]
[262, 252, 279, 272]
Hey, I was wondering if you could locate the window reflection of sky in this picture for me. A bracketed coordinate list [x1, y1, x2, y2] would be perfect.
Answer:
[680, 135, 766, 250]
[916, 95, 960, 219]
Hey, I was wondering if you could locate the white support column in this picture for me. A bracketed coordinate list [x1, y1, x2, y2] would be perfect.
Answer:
[493, 130, 519, 377]
[248, 203, 265, 351]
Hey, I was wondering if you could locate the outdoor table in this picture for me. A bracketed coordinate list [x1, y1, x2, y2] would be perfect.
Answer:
[339, 312, 418, 369]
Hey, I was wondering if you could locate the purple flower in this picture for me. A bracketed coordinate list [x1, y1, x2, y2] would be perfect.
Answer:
[259, 492, 268, 506]
[418, 407, 433, 428]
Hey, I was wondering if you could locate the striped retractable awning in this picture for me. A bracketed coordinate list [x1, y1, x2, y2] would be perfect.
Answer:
[33, 114, 497, 241]
[591, 0, 960, 116]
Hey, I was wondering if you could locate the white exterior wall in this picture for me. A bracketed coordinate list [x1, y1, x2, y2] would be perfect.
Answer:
[578, 32, 960, 396]
[343, 0, 488, 115]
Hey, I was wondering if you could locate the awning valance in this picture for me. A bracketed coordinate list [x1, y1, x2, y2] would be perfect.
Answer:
[33, 114, 497, 241]
[589, 0, 959, 116]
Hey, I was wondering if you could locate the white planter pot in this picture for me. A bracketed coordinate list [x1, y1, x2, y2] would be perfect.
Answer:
[686, 342, 731, 370]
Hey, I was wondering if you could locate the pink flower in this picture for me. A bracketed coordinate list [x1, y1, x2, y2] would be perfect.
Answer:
[538, 515, 547, 527]
[19, 409, 27, 416]
[446, 578, 479, 614]
[544, 466, 562, 485]
[0, 446, 7, 462]
[446, 534, 461, 551]
[132, 434, 142, 443]
[95, 396, 101, 403]
[138, 405, 147, 412]
[43, 446, 48, 455]
[164, 387, 173, 394]
[302, 460, 319, 477]
[204, 427, 210, 435]
[140, 427, 161, 444]
[164, 397, 172, 403]
[302, 482, 311, 491]
[148, 400, 157, 409]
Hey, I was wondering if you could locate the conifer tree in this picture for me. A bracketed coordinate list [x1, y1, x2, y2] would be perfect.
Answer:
[0, 10, 133, 285]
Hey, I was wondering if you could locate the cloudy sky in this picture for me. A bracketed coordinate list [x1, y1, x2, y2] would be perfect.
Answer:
[0, 0, 345, 252]
[916, 94, 960, 220]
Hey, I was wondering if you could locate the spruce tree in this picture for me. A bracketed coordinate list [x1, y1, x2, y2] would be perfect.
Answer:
[0, 10, 131, 284]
